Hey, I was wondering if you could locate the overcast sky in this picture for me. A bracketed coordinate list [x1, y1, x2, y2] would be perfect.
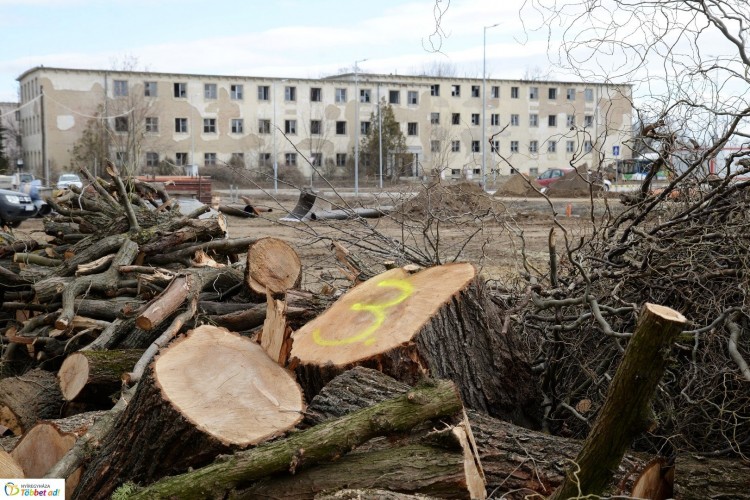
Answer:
[0, 0, 567, 102]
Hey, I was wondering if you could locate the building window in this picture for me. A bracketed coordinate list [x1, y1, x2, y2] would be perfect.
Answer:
[548, 115, 557, 127]
[258, 119, 271, 134]
[567, 88, 576, 100]
[566, 141, 575, 153]
[471, 113, 480, 125]
[547, 141, 557, 153]
[451, 140, 460, 152]
[529, 87, 539, 99]
[471, 140, 480, 153]
[145, 117, 159, 133]
[452, 113, 460, 125]
[510, 141, 519, 153]
[174, 83, 187, 98]
[335, 88, 347, 103]
[310, 120, 322, 135]
[430, 113, 440, 125]
[548, 88, 557, 100]
[511, 86, 519, 99]
[407, 122, 418, 136]
[511, 114, 519, 126]
[471, 85, 480, 97]
[491, 86, 499, 98]
[203, 118, 217, 133]
[491, 113, 500, 126]
[175, 118, 188, 133]
[146, 152, 159, 167]
[144, 81, 157, 97]
[357, 89, 370, 103]
[529, 141, 538, 153]
[310, 87, 322, 102]
[388, 90, 400, 104]
[566, 115, 576, 127]
[285, 153, 297, 166]
[361, 121, 371, 135]
[585, 88, 594, 101]
[451, 84, 461, 97]
[115, 116, 128, 132]
[229, 84, 243, 100]
[336, 121, 347, 135]
[113, 80, 128, 97]
[529, 114, 538, 127]
[231, 119, 244, 134]
[204, 153, 217, 166]
[285, 86, 296, 101]
[176, 152, 188, 166]
[336, 153, 347, 166]
[258, 85, 270, 101]
[259, 153, 271, 166]
[584, 115, 594, 127]
[431, 140, 441, 153]
[584, 141, 593, 153]
[311, 153, 322, 166]
[205, 83, 217, 99]
[407, 91, 418, 105]
[492, 140, 500, 153]
[430, 84, 440, 96]
[285, 119, 297, 134]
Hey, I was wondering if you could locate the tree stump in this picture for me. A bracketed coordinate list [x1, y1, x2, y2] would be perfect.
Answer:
[0, 369, 64, 435]
[58, 350, 142, 407]
[290, 263, 541, 427]
[73, 325, 305, 500]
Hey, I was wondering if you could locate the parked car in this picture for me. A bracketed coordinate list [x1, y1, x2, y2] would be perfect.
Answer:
[536, 167, 611, 191]
[57, 173, 83, 190]
[0, 188, 37, 227]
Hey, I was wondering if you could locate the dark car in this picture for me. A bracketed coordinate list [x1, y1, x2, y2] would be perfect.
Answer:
[0, 188, 37, 227]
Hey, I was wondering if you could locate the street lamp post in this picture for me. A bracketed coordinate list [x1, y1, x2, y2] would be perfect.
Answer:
[482, 23, 500, 190]
[354, 58, 368, 197]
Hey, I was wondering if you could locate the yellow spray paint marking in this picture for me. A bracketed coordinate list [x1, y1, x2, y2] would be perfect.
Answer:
[312, 278, 414, 346]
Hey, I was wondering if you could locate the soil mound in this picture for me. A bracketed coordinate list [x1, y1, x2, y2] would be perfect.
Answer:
[396, 181, 505, 221]
[545, 165, 607, 198]
[494, 173, 543, 197]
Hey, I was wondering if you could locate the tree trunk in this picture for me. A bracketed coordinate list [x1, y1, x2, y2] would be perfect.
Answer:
[0, 369, 64, 435]
[73, 325, 305, 500]
[673, 455, 750, 499]
[57, 350, 142, 406]
[125, 378, 465, 500]
[290, 263, 541, 428]
[550, 303, 687, 500]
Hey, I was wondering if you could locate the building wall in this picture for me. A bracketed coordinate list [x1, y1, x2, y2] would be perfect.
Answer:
[16, 66, 632, 185]
[0, 101, 22, 168]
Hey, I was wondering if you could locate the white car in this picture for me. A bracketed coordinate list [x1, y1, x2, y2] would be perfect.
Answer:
[57, 174, 83, 190]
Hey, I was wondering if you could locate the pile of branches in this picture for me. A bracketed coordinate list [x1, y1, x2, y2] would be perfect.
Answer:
[522, 156, 750, 456]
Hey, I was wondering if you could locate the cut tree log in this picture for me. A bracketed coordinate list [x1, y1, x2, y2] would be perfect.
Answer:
[125, 378, 465, 500]
[135, 276, 188, 330]
[73, 325, 305, 500]
[246, 237, 302, 296]
[0, 450, 23, 479]
[57, 350, 142, 406]
[550, 303, 687, 500]
[138, 216, 227, 255]
[290, 263, 541, 427]
[0, 369, 64, 435]
[673, 455, 750, 499]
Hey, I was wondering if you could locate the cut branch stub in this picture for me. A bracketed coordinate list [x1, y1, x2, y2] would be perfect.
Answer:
[290, 263, 541, 426]
[58, 350, 142, 405]
[246, 237, 302, 296]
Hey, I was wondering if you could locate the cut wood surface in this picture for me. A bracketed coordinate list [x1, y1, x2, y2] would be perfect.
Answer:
[58, 350, 142, 404]
[0, 369, 64, 435]
[260, 291, 293, 365]
[135, 276, 189, 330]
[74, 325, 305, 499]
[290, 263, 541, 426]
[246, 237, 302, 296]
[0, 450, 23, 479]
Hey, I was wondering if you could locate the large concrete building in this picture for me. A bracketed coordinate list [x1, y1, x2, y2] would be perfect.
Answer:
[16, 66, 632, 185]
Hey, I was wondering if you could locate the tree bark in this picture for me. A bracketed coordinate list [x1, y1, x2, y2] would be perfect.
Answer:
[139, 217, 227, 255]
[550, 303, 687, 500]
[57, 350, 142, 406]
[135, 276, 188, 330]
[74, 325, 305, 500]
[290, 263, 541, 428]
[0, 369, 64, 435]
[125, 378, 465, 500]
[673, 455, 750, 499]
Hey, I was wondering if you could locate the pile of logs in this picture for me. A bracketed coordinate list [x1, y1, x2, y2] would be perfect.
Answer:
[0, 164, 746, 499]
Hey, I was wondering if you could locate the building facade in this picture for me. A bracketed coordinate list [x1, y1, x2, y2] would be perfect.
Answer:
[0, 101, 22, 169]
[16, 66, 632, 185]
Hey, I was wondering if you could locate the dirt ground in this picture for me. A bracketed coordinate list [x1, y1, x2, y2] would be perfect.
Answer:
[12, 188, 616, 291]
